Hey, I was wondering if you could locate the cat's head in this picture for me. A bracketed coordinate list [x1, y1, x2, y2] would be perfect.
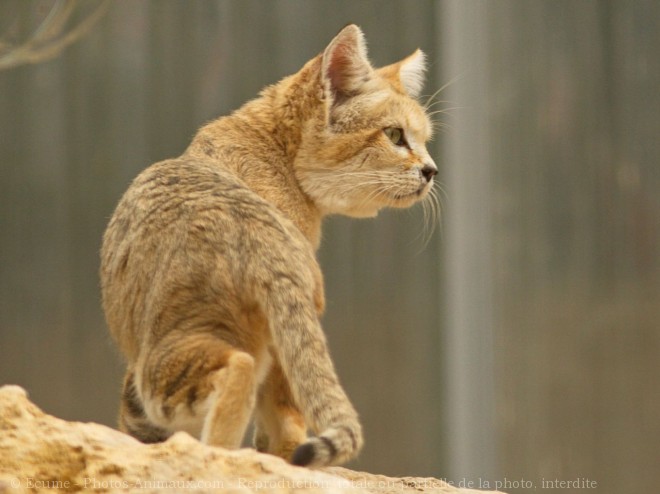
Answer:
[295, 25, 437, 218]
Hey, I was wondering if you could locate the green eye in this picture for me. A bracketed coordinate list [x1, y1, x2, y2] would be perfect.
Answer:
[384, 127, 406, 147]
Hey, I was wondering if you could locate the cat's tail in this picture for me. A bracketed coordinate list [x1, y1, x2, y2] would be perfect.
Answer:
[257, 263, 363, 468]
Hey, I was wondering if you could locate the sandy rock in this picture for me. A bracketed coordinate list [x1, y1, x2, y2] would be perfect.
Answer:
[0, 385, 502, 493]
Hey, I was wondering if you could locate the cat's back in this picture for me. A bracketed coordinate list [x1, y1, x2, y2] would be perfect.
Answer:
[103, 158, 256, 270]
[113, 158, 260, 229]
[100, 157, 308, 360]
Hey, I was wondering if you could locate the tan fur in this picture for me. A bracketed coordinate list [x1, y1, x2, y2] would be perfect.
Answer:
[100, 25, 436, 468]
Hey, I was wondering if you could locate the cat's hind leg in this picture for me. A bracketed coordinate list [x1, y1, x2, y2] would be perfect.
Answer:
[200, 351, 256, 448]
[137, 332, 257, 449]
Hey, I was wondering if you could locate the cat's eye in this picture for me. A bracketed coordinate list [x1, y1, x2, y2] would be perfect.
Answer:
[384, 127, 406, 147]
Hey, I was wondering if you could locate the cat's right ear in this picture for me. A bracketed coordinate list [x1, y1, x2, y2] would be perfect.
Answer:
[322, 25, 373, 104]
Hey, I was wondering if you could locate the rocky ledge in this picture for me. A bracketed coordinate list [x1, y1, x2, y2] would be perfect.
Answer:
[0, 385, 502, 493]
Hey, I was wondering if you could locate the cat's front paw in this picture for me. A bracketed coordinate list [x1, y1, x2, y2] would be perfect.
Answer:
[274, 439, 306, 463]
[253, 424, 306, 462]
[254, 429, 270, 453]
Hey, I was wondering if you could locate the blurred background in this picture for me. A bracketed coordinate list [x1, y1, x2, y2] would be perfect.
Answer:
[1, 1, 658, 493]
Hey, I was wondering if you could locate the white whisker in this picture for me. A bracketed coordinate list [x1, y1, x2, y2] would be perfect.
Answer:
[422, 74, 464, 109]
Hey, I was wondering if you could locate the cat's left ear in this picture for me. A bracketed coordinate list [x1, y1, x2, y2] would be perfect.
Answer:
[322, 25, 374, 103]
[378, 49, 427, 98]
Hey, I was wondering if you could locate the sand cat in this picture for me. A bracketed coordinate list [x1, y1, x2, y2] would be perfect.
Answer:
[100, 24, 436, 468]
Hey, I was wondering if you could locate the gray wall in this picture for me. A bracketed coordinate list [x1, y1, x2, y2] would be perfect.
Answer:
[443, 1, 660, 492]
[1, 1, 658, 492]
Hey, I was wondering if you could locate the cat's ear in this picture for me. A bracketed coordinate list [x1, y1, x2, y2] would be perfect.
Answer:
[378, 49, 427, 98]
[322, 25, 373, 102]
[398, 49, 427, 98]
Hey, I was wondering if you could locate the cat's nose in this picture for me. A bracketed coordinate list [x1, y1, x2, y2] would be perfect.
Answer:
[420, 163, 438, 182]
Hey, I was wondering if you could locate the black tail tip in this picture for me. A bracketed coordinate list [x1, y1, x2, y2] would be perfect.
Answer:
[291, 443, 315, 467]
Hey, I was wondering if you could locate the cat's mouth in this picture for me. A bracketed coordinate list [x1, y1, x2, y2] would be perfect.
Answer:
[393, 192, 417, 200]
[392, 183, 429, 203]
